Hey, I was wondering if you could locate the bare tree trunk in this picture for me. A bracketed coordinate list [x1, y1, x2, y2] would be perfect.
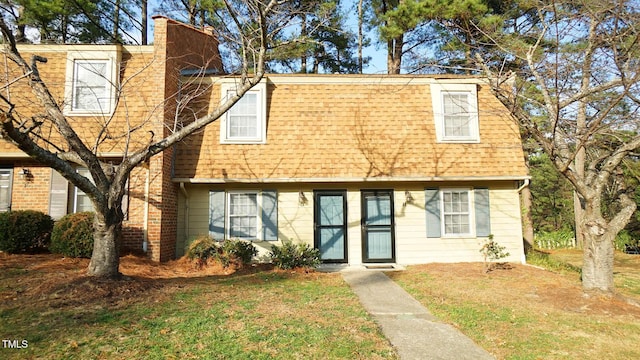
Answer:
[581, 200, 614, 292]
[301, 15, 307, 73]
[141, 0, 148, 45]
[113, 0, 121, 43]
[574, 190, 584, 248]
[581, 229, 614, 292]
[87, 208, 124, 278]
[189, 4, 197, 26]
[580, 188, 635, 292]
[521, 185, 534, 252]
[357, 0, 364, 74]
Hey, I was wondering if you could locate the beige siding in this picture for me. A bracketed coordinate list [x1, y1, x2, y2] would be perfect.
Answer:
[277, 187, 314, 245]
[177, 182, 525, 264]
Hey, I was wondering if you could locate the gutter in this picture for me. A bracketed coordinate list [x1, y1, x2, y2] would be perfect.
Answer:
[172, 175, 531, 184]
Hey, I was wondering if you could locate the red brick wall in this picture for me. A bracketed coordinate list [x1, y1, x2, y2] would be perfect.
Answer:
[7, 163, 50, 213]
[1, 17, 222, 262]
[144, 16, 222, 261]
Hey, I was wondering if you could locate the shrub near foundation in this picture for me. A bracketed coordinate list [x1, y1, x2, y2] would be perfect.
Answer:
[0, 210, 54, 253]
[187, 236, 257, 269]
[270, 242, 320, 270]
[50, 212, 95, 258]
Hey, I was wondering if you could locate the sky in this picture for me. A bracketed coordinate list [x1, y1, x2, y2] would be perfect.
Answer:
[146, 0, 389, 74]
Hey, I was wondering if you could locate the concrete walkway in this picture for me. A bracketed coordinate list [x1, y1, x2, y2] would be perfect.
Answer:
[341, 270, 495, 360]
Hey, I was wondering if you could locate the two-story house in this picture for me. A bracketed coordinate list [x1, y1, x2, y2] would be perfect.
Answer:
[0, 16, 222, 261]
[1, 17, 529, 265]
[173, 73, 529, 265]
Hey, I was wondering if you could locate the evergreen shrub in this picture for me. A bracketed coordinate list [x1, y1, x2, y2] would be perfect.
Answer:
[0, 210, 54, 253]
[269, 242, 320, 270]
[50, 212, 95, 258]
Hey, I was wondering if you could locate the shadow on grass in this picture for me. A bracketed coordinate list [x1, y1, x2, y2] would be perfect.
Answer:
[1, 256, 360, 360]
[526, 249, 582, 274]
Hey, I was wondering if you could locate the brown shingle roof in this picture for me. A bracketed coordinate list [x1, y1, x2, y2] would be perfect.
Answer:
[173, 75, 528, 182]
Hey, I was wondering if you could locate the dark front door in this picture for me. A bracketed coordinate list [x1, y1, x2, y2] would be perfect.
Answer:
[314, 191, 348, 263]
[361, 190, 395, 263]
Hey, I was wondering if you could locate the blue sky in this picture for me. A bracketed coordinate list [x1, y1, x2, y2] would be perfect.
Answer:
[146, 0, 388, 74]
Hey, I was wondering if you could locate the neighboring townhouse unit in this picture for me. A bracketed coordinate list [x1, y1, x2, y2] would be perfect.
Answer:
[1, 16, 529, 266]
[174, 74, 529, 265]
[0, 17, 221, 261]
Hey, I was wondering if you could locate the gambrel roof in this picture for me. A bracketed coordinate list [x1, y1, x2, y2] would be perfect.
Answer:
[173, 74, 528, 183]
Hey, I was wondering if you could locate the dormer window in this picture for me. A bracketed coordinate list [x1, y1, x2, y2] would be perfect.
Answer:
[431, 83, 479, 143]
[72, 60, 110, 112]
[220, 81, 267, 144]
[64, 47, 120, 116]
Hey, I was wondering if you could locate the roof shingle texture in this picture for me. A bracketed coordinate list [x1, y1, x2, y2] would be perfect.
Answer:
[173, 75, 528, 181]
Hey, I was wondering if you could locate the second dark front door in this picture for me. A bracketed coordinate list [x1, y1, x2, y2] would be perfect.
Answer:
[361, 190, 395, 263]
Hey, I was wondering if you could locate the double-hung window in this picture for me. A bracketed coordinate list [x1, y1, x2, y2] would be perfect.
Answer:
[431, 83, 479, 142]
[442, 189, 471, 236]
[425, 187, 491, 238]
[72, 60, 110, 112]
[227, 192, 259, 239]
[208, 190, 278, 241]
[64, 48, 119, 116]
[220, 81, 267, 144]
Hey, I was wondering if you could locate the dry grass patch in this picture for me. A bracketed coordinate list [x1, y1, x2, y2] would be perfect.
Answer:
[388, 252, 640, 360]
[0, 253, 396, 359]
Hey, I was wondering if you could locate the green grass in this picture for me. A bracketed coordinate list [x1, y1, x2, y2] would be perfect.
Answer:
[0, 269, 396, 359]
[526, 249, 582, 274]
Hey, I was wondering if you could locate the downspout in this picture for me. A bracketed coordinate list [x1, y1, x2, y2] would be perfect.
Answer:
[180, 182, 190, 255]
[516, 178, 530, 193]
[142, 162, 150, 252]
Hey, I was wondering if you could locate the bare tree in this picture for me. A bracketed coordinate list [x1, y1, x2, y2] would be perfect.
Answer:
[478, 0, 640, 292]
[0, 0, 294, 278]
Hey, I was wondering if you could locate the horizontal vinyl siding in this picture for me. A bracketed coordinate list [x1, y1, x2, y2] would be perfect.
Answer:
[394, 188, 429, 265]
[177, 182, 525, 264]
[486, 186, 524, 263]
[394, 184, 524, 265]
[345, 190, 362, 265]
[176, 185, 210, 256]
[277, 187, 314, 246]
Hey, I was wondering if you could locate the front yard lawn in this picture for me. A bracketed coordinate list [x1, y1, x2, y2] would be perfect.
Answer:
[0, 254, 396, 359]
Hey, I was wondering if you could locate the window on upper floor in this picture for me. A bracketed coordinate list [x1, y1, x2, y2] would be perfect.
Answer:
[220, 81, 267, 144]
[64, 49, 119, 116]
[431, 83, 479, 143]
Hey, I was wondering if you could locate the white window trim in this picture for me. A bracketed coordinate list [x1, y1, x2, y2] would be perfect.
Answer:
[440, 187, 475, 238]
[431, 83, 480, 143]
[225, 190, 263, 241]
[219, 80, 267, 144]
[64, 49, 120, 116]
[0, 169, 13, 212]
